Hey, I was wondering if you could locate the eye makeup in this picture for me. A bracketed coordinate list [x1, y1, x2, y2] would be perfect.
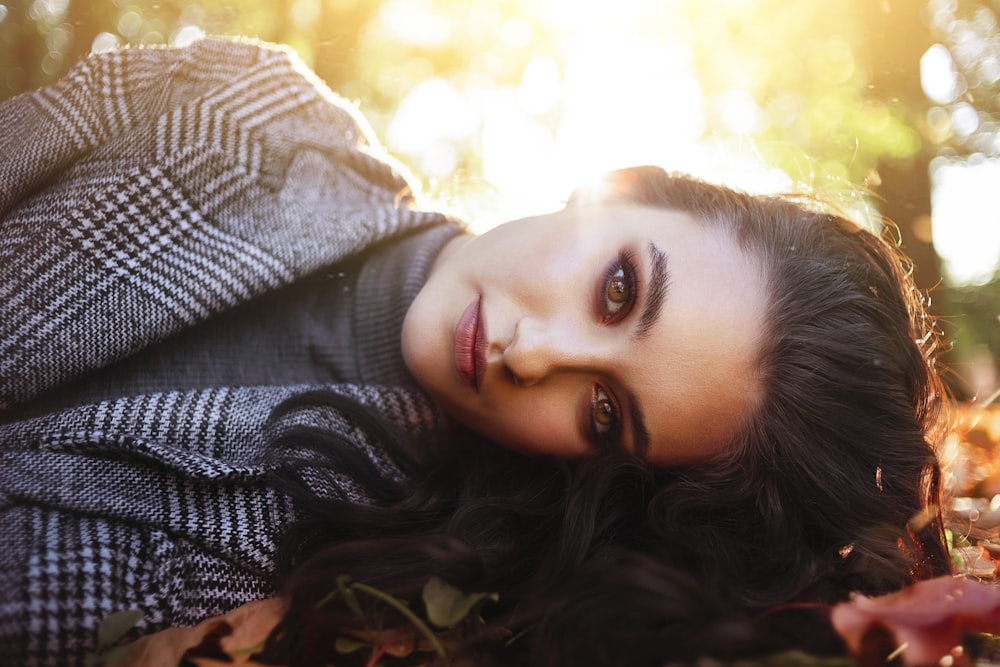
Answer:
[586, 247, 643, 451]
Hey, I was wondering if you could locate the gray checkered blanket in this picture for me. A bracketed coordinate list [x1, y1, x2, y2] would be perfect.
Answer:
[0, 38, 447, 665]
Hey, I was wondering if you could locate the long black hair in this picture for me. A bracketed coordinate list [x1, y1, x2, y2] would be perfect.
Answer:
[264, 168, 950, 665]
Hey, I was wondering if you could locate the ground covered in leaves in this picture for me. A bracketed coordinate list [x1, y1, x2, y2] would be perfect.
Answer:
[826, 401, 1000, 667]
[943, 403, 1000, 579]
[101, 403, 1000, 667]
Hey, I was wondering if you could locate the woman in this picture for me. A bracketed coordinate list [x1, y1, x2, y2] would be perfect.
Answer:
[264, 168, 951, 665]
[0, 38, 949, 665]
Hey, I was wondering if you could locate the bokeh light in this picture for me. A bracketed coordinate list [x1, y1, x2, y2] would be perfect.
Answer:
[931, 156, 1000, 286]
[357, 0, 882, 224]
[5, 0, 1000, 384]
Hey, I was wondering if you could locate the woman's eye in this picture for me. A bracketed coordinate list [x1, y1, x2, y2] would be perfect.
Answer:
[591, 385, 622, 445]
[600, 254, 637, 323]
[607, 268, 628, 304]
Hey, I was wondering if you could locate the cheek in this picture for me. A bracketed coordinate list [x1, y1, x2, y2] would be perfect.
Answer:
[483, 231, 584, 297]
[477, 392, 587, 457]
[401, 300, 450, 397]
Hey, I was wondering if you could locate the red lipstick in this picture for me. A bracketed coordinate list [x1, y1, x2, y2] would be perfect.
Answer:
[454, 297, 482, 390]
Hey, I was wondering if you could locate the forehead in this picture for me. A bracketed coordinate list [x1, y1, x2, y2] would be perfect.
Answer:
[610, 207, 766, 465]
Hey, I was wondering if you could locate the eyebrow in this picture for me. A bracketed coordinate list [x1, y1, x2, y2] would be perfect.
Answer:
[627, 241, 669, 459]
[627, 392, 650, 459]
[635, 241, 670, 340]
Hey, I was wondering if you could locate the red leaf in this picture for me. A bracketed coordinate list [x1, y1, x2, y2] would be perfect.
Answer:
[831, 576, 1000, 666]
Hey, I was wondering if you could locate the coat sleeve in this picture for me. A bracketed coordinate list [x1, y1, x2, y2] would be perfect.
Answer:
[0, 38, 447, 413]
[0, 380, 440, 665]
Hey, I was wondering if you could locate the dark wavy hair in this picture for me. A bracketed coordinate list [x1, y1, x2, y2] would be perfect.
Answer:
[265, 168, 950, 666]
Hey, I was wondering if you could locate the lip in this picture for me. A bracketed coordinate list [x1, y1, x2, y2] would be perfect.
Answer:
[454, 297, 487, 391]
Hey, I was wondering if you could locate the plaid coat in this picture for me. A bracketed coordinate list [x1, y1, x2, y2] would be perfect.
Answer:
[0, 38, 448, 665]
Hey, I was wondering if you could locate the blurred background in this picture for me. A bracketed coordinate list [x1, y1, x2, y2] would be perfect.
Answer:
[2, 0, 999, 401]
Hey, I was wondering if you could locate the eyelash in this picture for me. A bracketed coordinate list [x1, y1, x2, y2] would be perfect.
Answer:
[589, 250, 639, 449]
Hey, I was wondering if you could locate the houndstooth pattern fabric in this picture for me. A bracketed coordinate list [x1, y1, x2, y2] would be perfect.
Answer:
[0, 39, 449, 665]
[0, 37, 447, 411]
[0, 383, 443, 665]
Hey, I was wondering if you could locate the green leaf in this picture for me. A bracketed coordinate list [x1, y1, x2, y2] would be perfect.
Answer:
[334, 636, 369, 654]
[337, 575, 365, 619]
[83, 640, 138, 667]
[350, 582, 446, 658]
[96, 609, 144, 649]
[99, 644, 135, 666]
[422, 576, 498, 629]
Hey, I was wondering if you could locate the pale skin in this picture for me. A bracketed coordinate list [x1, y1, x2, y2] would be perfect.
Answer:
[401, 202, 768, 466]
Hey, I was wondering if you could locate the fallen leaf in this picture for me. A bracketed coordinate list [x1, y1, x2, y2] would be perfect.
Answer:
[122, 598, 285, 667]
[831, 576, 1000, 666]
[422, 576, 498, 629]
[98, 610, 146, 650]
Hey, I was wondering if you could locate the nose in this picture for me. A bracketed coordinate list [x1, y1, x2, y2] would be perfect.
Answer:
[502, 316, 606, 387]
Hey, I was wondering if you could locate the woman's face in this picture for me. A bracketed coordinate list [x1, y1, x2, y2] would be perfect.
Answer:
[401, 202, 767, 466]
